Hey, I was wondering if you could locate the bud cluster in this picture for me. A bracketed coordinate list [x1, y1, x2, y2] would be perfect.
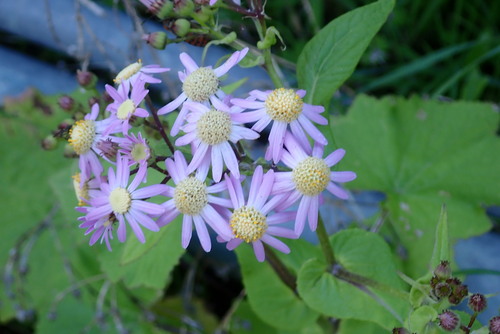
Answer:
[429, 261, 468, 305]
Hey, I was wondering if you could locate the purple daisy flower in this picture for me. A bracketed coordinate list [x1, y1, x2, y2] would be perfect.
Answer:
[68, 103, 121, 186]
[272, 133, 357, 235]
[81, 155, 166, 245]
[157, 48, 249, 116]
[78, 209, 115, 251]
[231, 88, 328, 163]
[157, 151, 234, 252]
[175, 97, 259, 182]
[105, 79, 150, 134]
[224, 166, 297, 262]
[113, 59, 169, 87]
[118, 132, 151, 173]
[72, 173, 102, 206]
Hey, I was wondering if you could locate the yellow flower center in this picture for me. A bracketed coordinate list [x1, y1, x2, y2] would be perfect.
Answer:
[114, 60, 142, 84]
[264, 88, 304, 123]
[117, 99, 136, 120]
[131, 142, 149, 162]
[183, 67, 219, 102]
[72, 173, 89, 206]
[230, 206, 267, 243]
[196, 109, 232, 145]
[68, 119, 96, 155]
[292, 157, 330, 196]
[174, 177, 208, 215]
[109, 187, 132, 214]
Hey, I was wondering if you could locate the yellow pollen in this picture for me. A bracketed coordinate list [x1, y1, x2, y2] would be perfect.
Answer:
[114, 60, 142, 84]
[196, 109, 232, 145]
[72, 173, 89, 206]
[230, 206, 267, 243]
[68, 119, 96, 155]
[131, 143, 149, 162]
[174, 177, 208, 215]
[292, 157, 330, 196]
[109, 187, 132, 214]
[265, 88, 304, 123]
[117, 99, 136, 120]
[182, 67, 219, 102]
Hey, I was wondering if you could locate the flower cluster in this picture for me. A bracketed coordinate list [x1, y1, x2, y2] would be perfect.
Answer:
[72, 48, 356, 261]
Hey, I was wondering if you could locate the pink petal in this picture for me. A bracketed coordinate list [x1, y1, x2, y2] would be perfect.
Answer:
[324, 149, 346, 167]
[193, 215, 211, 252]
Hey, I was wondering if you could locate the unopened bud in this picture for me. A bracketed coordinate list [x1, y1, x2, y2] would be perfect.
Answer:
[58, 95, 75, 111]
[433, 282, 451, 299]
[77, 70, 97, 88]
[490, 316, 500, 334]
[143, 31, 168, 50]
[157, 1, 174, 19]
[174, 0, 195, 16]
[41, 135, 57, 150]
[392, 328, 410, 334]
[173, 18, 190, 37]
[438, 310, 460, 331]
[434, 261, 452, 279]
[448, 283, 468, 305]
[96, 139, 119, 161]
[194, 6, 212, 23]
[468, 293, 487, 313]
[58, 119, 74, 130]
[64, 143, 78, 158]
[88, 97, 100, 108]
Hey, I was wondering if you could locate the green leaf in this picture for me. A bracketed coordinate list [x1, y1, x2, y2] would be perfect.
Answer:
[331, 95, 499, 276]
[406, 305, 438, 333]
[338, 319, 386, 334]
[297, 0, 395, 105]
[235, 244, 319, 331]
[99, 219, 184, 290]
[275, 238, 322, 275]
[297, 229, 410, 330]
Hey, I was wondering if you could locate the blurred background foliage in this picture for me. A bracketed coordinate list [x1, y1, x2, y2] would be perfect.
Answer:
[220, 0, 500, 102]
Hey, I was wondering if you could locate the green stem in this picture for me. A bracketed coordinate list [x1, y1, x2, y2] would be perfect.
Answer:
[256, 17, 284, 88]
[316, 215, 336, 268]
[264, 244, 297, 292]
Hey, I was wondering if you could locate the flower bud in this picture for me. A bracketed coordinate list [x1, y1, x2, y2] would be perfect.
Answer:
[140, 0, 174, 19]
[58, 95, 75, 111]
[434, 260, 452, 279]
[490, 316, 500, 334]
[468, 293, 487, 313]
[143, 31, 168, 50]
[433, 282, 451, 299]
[392, 328, 410, 334]
[77, 70, 97, 88]
[173, 18, 191, 37]
[448, 282, 468, 305]
[174, 0, 195, 16]
[63, 143, 78, 158]
[156, 1, 174, 19]
[88, 97, 100, 108]
[59, 119, 74, 130]
[41, 135, 58, 150]
[438, 310, 460, 331]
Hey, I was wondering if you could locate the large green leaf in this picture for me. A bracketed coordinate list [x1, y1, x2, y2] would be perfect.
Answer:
[99, 219, 184, 290]
[331, 95, 499, 276]
[297, 229, 410, 330]
[297, 0, 395, 105]
[235, 245, 319, 331]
